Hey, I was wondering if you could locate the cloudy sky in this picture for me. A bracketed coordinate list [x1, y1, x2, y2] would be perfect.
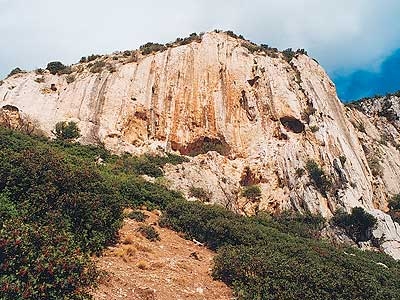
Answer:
[1, 0, 399, 101]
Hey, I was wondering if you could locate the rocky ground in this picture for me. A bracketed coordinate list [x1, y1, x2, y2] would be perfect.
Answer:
[92, 211, 233, 300]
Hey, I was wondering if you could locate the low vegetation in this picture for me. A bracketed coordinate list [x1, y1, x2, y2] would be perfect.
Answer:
[241, 185, 262, 201]
[46, 61, 71, 75]
[54, 121, 81, 140]
[189, 186, 212, 202]
[305, 160, 332, 196]
[1, 125, 399, 299]
[137, 225, 160, 242]
[7, 67, 25, 78]
[127, 210, 148, 222]
[332, 207, 377, 242]
[160, 200, 400, 299]
[388, 194, 400, 223]
[0, 126, 184, 298]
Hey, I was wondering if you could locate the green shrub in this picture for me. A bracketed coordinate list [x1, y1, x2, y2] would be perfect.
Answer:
[139, 42, 167, 55]
[213, 244, 399, 300]
[54, 121, 80, 140]
[388, 194, 400, 223]
[310, 125, 319, 132]
[332, 207, 377, 242]
[225, 30, 245, 40]
[0, 146, 122, 253]
[264, 210, 325, 238]
[388, 194, 400, 210]
[295, 167, 305, 177]
[89, 61, 106, 73]
[282, 48, 296, 62]
[87, 54, 101, 61]
[0, 221, 98, 299]
[137, 224, 160, 241]
[0, 192, 18, 226]
[367, 155, 382, 177]
[113, 153, 188, 178]
[305, 160, 332, 197]
[189, 186, 212, 202]
[242, 185, 262, 201]
[66, 74, 75, 84]
[46, 61, 68, 75]
[127, 211, 148, 222]
[173, 32, 202, 46]
[7, 67, 25, 78]
[160, 199, 400, 300]
[118, 176, 183, 209]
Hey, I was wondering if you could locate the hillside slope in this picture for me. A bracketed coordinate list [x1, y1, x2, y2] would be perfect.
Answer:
[93, 210, 232, 300]
[1, 31, 400, 258]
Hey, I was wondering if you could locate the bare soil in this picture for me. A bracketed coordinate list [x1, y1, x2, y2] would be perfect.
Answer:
[92, 210, 233, 300]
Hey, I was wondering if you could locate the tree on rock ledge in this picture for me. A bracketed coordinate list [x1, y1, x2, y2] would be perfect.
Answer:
[54, 121, 80, 140]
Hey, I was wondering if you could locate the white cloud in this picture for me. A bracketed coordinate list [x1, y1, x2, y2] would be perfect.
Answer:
[1, 0, 399, 78]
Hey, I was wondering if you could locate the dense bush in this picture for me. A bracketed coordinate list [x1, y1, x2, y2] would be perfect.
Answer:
[118, 176, 183, 209]
[388, 194, 400, 210]
[139, 42, 167, 55]
[160, 200, 400, 299]
[241, 185, 262, 201]
[213, 244, 399, 300]
[7, 67, 25, 78]
[0, 126, 123, 297]
[264, 210, 325, 238]
[87, 54, 101, 62]
[388, 194, 400, 223]
[46, 61, 68, 75]
[0, 221, 98, 299]
[332, 207, 377, 242]
[89, 61, 106, 73]
[54, 121, 80, 140]
[1, 125, 399, 300]
[305, 160, 332, 196]
[127, 210, 148, 222]
[0, 146, 122, 253]
[189, 186, 212, 202]
[112, 153, 188, 178]
[137, 225, 160, 242]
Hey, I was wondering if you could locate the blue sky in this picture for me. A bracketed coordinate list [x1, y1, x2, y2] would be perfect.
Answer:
[1, 0, 399, 102]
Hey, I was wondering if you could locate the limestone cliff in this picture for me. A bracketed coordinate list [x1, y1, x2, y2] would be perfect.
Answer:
[1, 31, 400, 257]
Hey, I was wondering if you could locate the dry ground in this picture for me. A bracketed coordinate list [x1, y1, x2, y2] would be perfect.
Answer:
[92, 210, 233, 300]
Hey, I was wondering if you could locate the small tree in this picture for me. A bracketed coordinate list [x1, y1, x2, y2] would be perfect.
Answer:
[54, 121, 80, 140]
[242, 185, 262, 202]
[305, 160, 332, 197]
[46, 61, 67, 75]
[189, 186, 212, 203]
[7, 67, 25, 78]
[388, 194, 400, 210]
[332, 207, 377, 242]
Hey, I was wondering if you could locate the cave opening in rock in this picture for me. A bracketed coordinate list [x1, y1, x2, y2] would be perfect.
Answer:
[171, 136, 231, 157]
[2, 105, 19, 112]
[279, 116, 305, 133]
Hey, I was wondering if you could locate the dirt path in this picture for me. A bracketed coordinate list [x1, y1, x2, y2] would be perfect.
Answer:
[92, 211, 233, 300]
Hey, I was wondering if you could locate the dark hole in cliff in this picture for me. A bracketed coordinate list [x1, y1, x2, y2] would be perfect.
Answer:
[50, 83, 57, 91]
[280, 116, 305, 133]
[2, 105, 19, 112]
[247, 76, 260, 87]
[171, 136, 231, 157]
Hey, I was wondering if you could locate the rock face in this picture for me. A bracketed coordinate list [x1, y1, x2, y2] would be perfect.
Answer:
[1, 31, 400, 257]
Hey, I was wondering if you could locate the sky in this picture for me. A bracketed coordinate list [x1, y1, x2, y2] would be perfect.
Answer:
[1, 0, 399, 102]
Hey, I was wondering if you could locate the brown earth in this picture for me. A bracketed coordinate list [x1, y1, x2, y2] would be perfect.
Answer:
[92, 210, 233, 300]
